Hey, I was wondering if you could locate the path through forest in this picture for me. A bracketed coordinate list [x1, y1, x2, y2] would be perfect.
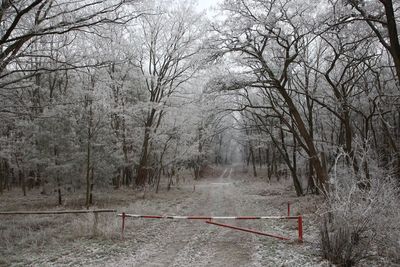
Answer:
[101, 167, 323, 267]
[3, 166, 325, 266]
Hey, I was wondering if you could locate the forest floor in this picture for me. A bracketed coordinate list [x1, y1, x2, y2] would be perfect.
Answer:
[0, 165, 329, 267]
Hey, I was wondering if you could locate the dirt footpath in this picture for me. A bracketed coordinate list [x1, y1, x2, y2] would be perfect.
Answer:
[1, 166, 327, 266]
[100, 167, 325, 267]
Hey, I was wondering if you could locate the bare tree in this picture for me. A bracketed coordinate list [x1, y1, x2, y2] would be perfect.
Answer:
[343, 0, 400, 82]
[213, 0, 328, 191]
[133, 1, 205, 187]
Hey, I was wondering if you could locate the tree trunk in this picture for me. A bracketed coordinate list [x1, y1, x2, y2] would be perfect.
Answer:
[156, 167, 162, 193]
[57, 176, 62, 205]
[114, 168, 121, 189]
[351, 0, 400, 81]
[291, 127, 303, 196]
[124, 166, 132, 186]
[379, 112, 400, 179]
[20, 170, 26, 196]
[273, 149, 277, 179]
[53, 146, 61, 204]
[0, 160, 3, 194]
[305, 92, 317, 194]
[85, 92, 93, 208]
[278, 121, 303, 196]
[250, 146, 257, 177]
[266, 148, 272, 180]
[40, 176, 46, 195]
[307, 159, 316, 194]
[384, 0, 400, 82]
[136, 121, 152, 187]
[246, 150, 251, 166]
[277, 84, 328, 191]
[193, 164, 200, 180]
[89, 167, 94, 205]
[343, 110, 360, 174]
[85, 123, 92, 209]
[291, 168, 303, 196]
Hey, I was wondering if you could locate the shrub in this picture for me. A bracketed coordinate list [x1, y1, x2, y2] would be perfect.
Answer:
[319, 157, 400, 266]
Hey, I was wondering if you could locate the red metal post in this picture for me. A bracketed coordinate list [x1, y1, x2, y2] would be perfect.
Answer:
[121, 212, 126, 240]
[298, 215, 303, 243]
[287, 202, 290, 217]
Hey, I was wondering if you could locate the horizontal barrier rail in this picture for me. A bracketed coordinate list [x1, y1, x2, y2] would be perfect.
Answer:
[118, 214, 300, 220]
[0, 209, 117, 215]
[118, 212, 303, 242]
[205, 220, 291, 241]
[0, 209, 303, 242]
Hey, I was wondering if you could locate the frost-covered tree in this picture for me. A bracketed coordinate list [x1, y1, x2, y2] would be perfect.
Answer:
[131, 0, 207, 187]
[211, 0, 329, 191]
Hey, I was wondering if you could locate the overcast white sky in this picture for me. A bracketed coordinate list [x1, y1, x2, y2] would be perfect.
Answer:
[196, 0, 221, 11]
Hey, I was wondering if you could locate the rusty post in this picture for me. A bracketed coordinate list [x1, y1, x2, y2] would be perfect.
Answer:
[298, 215, 303, 243]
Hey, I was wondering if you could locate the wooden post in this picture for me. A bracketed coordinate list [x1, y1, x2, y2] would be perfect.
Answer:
[287, 202, 290, 217]
[93, 212, 99, 236]
[121, 212, 126, 240]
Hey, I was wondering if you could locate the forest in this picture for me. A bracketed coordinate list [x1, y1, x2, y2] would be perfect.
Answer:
[0, 0, 399, 266]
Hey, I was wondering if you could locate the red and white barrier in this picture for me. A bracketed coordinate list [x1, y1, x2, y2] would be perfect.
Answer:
[119, 214, 299, 220]
[205, 220, 291, 241]
[118, 212, 303, 242]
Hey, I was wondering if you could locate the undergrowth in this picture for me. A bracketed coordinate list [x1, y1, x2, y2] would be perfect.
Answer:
[319, 154, 400, 266]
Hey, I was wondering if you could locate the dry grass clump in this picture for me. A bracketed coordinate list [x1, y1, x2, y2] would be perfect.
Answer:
[0, 188, 139, 265]
[1, 213, 120, 249]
